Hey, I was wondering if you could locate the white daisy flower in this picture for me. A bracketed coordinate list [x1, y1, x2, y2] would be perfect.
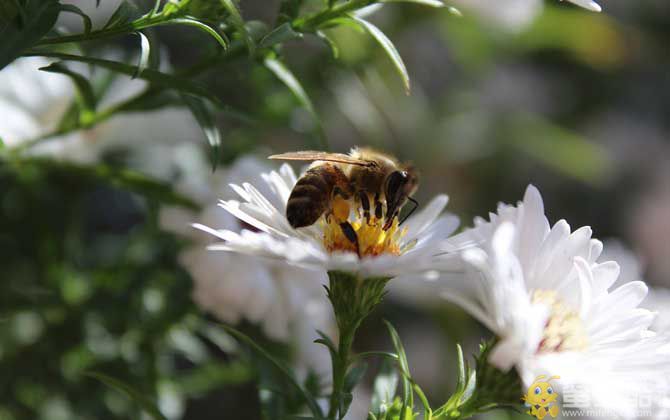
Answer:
[192, 157, 459, 280]
[160, 156, 335, 378]
[440, 185, 670, 418]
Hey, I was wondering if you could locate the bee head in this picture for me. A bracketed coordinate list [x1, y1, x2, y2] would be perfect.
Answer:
[383, 167, 418, 229]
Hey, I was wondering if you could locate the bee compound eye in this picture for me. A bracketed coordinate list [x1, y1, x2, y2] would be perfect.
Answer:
[547, 387, 553, 394]
[535, 387, 541, 395]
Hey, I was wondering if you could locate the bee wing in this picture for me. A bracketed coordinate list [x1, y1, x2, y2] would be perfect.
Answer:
[268, 151, 374, 167]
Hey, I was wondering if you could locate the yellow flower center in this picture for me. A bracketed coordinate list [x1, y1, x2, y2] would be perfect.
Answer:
[321, 197, 408, 257]
[532, 289, 589, 354]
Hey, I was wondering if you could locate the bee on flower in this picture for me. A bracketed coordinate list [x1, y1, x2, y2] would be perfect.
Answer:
[193, 147, 460, 279]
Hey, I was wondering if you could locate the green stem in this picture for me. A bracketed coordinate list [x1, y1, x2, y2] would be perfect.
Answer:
[325, 271, 390, 420]
[37, 25, 136, 45]
[328, 321, 358, 419]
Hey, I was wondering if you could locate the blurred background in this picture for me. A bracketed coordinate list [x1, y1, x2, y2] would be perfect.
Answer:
[1, 0, 669, 419]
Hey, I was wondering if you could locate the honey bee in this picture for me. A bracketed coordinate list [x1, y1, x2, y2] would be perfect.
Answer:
[269, 148, 419, 250]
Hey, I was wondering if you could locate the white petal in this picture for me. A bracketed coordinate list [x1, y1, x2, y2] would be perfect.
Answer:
[403, 194, 449, 240]
[565, 0, 602, 12]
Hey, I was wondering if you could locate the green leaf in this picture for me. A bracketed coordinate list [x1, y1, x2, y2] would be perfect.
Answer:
[344, 362, 368, 392]
[85, 372, 167, 420]
[383, 320, 413, 417]
[0, 0, 60, 70]
[58, 4, 93, 34]
[381, 0, 445, 7]
[103, 0, 141, 29]
[316, 30, 339, 58]
[39, 63, 96, 114]
[350, 15, 411, 94]
[181, 94, 222, 170]
[164, 17, 229, 50]
[342, 361, 368, 415]
[24, 52, 223, 106]
[455, 344, 466, 394]
[220, 0, 255, 55]
[259, 22, 303, 48]
[133, 31, 152, 78]
[263, 56, 325, 148]
[219, 323, 324, 419]
[277, 0, 304, 23]
[314, 329, 337, 359]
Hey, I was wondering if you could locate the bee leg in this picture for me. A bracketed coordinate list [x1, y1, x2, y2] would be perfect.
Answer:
[374, 192, 383, 221]
[339, 221, 360, 257]
[358, 191, 371, 223]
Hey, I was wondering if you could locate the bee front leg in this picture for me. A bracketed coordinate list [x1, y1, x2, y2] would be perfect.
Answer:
[357, 190, 371, 223]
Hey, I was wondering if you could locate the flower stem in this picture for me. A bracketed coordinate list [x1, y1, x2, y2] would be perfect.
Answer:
[326, 271, 390, 420]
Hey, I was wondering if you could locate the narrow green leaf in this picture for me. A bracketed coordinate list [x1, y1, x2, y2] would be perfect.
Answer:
[103, 0, 141, 29]
[277, 0, 304, 23]
[181, 94, 222, 170]
[263, 56, 325, 148]
[2, 0, 25, 25]
[314, 329, 337, 359]
[259, 22, 303, 48]
[219, 323, 324, 418]
[381, 0, 445, 7]
[85, 372, 167, 420]
[350, 15, 411, 94]
[460, 369, 477, 404]
[39, 63, 96, 113]
[151, 0, 162, 15]
[344, 362, 368, 392]
[383, 320, 413, 415]
[25, 52, 222, 106]
[0, 0, 60, 70]
[264, 57, 315, 115]
[412, 383, 432, 419]
[133, 31, 151, 78]
[455, 344, 466, 394]
[58, 4, 93, 34]
[163, 17, 229, 50]
[220, 0, 255, 55]
[316, 30, 339, 58]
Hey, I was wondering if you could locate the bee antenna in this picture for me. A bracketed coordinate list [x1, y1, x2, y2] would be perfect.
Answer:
[399, 197, 419, 225]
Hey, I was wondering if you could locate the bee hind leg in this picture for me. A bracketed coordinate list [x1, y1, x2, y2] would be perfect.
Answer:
[339, 221, 360, 257]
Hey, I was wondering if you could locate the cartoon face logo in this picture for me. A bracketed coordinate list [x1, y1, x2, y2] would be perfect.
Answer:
[522, 375, 560, 419]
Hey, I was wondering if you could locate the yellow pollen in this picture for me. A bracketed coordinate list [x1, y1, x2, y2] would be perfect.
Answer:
[532, 289, 589, 354]
[322, 211, 408, 257]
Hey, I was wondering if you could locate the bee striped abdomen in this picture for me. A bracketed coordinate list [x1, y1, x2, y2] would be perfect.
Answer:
[286, 164, 347, 228]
